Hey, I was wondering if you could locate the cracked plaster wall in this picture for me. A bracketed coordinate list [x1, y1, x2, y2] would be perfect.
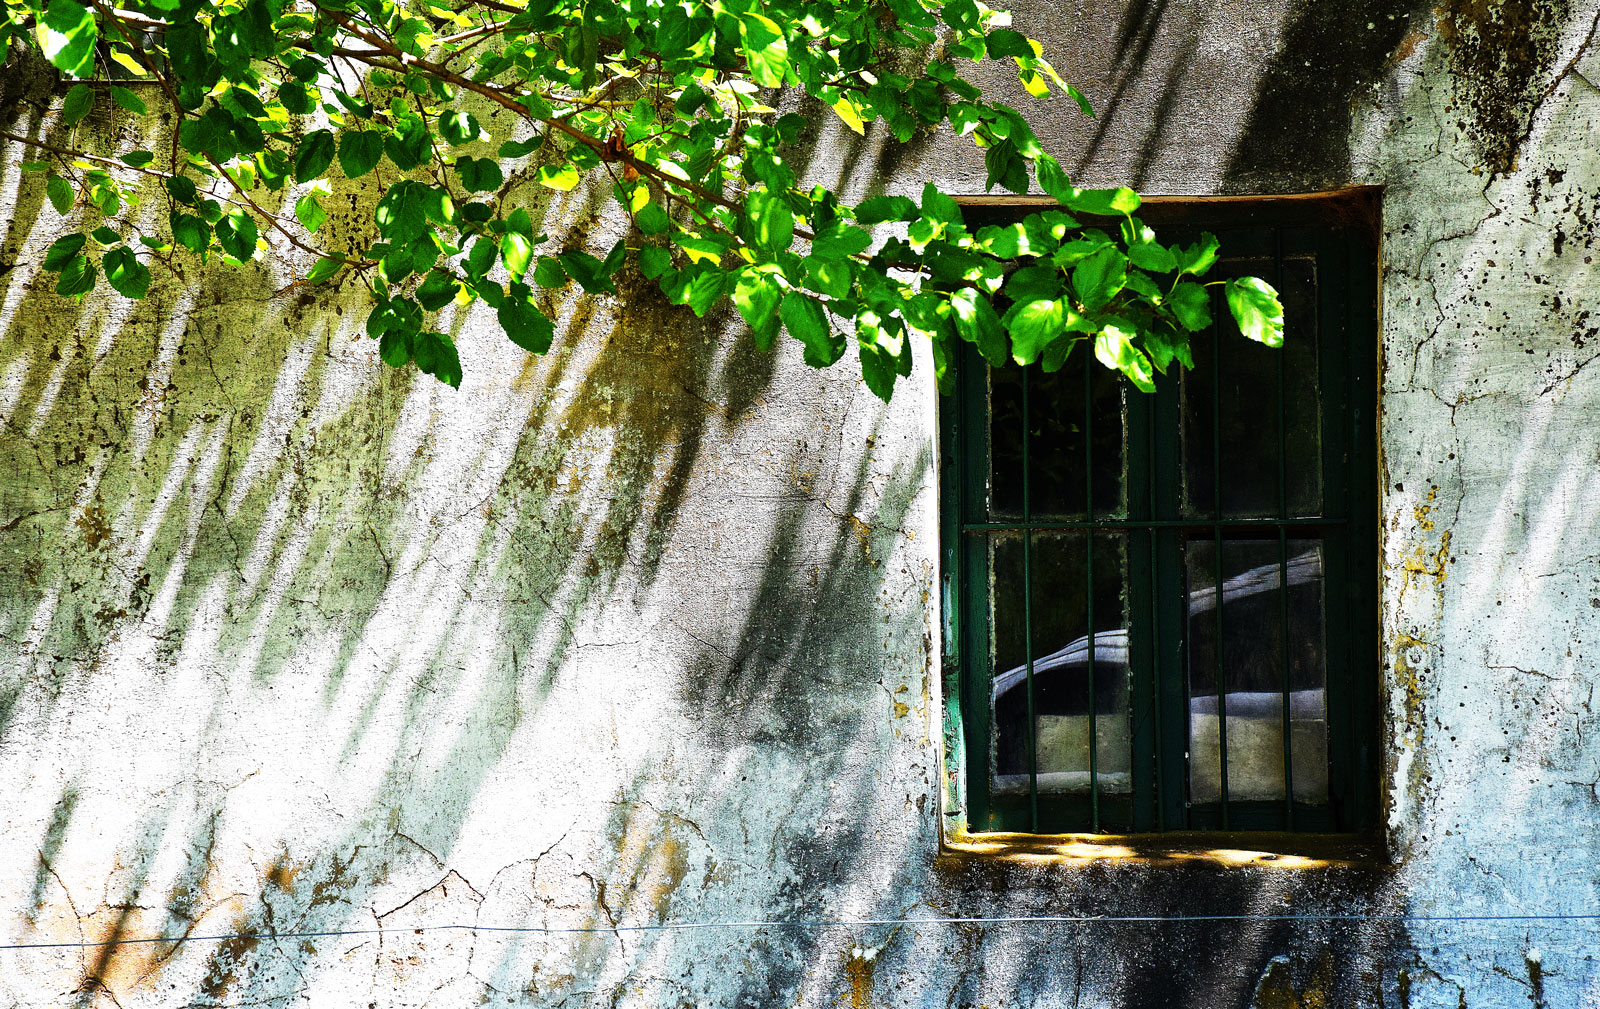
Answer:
[3, 1, 1600, 1007]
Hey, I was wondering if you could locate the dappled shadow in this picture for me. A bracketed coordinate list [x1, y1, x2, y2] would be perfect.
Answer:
[6, 4, 1600, 1001]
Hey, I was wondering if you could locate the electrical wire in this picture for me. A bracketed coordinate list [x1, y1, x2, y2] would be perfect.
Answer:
[5, 912, 1600, 951]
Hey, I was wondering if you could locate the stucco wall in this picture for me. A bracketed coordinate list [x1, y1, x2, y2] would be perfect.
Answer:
[2, 1, 1600, 1006]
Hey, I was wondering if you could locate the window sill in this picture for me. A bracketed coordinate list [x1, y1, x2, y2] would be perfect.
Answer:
[939, 830, 1387, 869]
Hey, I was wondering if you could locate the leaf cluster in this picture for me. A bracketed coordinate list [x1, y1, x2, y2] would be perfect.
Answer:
[5, 0, 1282, 396]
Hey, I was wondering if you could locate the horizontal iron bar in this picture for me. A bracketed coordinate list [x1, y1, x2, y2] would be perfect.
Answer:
[962, 517, 1348, 532]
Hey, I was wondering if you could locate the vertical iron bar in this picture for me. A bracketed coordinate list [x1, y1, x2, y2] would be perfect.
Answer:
[1275, 228, 1295, 828]
[1022, 368, 1037, 831]
[1149, 388, 1163, 831]
[1085, 358, 1099, 831]
[1212, 288, 1230, 828]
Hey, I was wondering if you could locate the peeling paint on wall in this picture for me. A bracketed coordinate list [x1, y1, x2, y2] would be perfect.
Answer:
[4, 0, 1600, 1006]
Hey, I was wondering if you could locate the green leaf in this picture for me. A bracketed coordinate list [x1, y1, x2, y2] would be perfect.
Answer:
[1176, 232, 1221, 277]
[1094, 322, 1155, 392]
[110, 86, 148, 115]
[855, 195, 918, 225]
[663, 263, 728, 316]
[856, 316, 901, 401]
[294, 129, 336, 182]
[733, 266, 783, 339]
[740, 13, 789, 87]
[461, 236, 498, 282]
[385, 118, 431, 171]
[530, 256, 567, 287]
[54, 255, 96, 297]
[118, 151, 155, 167]
[948, 287, 1006, 367]
[165, 174, 197, 205]
[558, 248, 620, 294]
[977, 222, 1031, 258]
[498, 136, 541, 159]
[215, 210, 259, 261]
[812, 222, 872, 259]
[378, 328, 412, 368]
[1064, 187, 1141, 216]
[920, 182, 963, 228]
[61, 82, 95, 126]
[1168, 281, 1212, 332]
[412, 332, 462, 387]
[636, 201, 671, 236]
[439, 111, 481, 147]
[673, 232, 729, 265]
[339, 131, 384, 179]
[781, 292, 841, 366]
[375, 183, 428, 245]
[415, 269, 459, 310]
[279, 81, 313, 115]
[501, 232, 533, 277]
[804, 256, 852, 299]
[306, 257, 343, 283]
[295, 194, 328, 233]
[102, 246, 149, 298]
[1072, 247, 1127, 311]
[455, 156, 503, 193]
[90, 226, 119, 245]
[225, 86, 267, 120]
[169, 211, 209, 253]
[46, 176, 75, 215]
[499, 293, 555, 354]
[1002, 298, 1067, 365]
[639, 246, 672, 279]
[1127, 238, 1177, 273]
[985, 28, 1032, 58]
[745, 189, 794, 254]
[44, 234, 87, 271]
[1225, 277, 1284, 347]
[41, 0, 98, 78]
[419, 186, 454, 227]
[1142, 324, 1192, 373]
[537, 164, 581, 191]
[830, 97, 866, 135]
[983, 138, 1027, 194]
[1034, 154, 1076, 203]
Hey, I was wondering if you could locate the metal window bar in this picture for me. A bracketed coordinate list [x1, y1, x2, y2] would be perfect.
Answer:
[954, 199, 1377, 835]
[961, 517, 1348, 532]
[1275, 228, 1295, 828]
[1211, 284, 1230, 829]
[1084, 355, 1100, 832]
[1148, 387, 1164, 832]
[1021, 370, 1038, 831]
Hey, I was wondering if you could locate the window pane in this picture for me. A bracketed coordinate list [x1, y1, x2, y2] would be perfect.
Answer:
[990, 533, 1130, 795]
[1181, 256, 1321, 518]
[1185, 539, 1328, 805]
[1028, 352, 1126, 518]
[989, 367, 1024, 517]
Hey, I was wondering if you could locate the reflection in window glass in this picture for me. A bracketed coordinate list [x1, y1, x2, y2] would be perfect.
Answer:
[1182, 257, 1321, 519]
[990, 534, 1130, 794]
[989, 367, 1024, 517]
[1185, 539, 1328, 804]
[1028, 351, 1126, 518]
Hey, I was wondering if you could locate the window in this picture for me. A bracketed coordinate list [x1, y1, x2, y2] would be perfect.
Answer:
[940, 192, 1380, 835]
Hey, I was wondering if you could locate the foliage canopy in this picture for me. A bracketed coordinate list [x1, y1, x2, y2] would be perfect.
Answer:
[4, 0, 1283, 397]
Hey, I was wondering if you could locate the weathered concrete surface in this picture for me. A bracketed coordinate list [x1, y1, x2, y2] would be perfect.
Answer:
[2, 1, 1600, 1006]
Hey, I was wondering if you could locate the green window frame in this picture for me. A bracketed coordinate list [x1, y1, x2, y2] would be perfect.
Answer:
[940, 192, 1380, 836]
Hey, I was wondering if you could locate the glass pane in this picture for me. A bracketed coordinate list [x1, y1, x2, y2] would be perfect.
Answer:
[989, 366, 1024, 517]
[1028, 352, 1126, 518]
[1185, 538, 1328, 804]
[991, 533, 1130, 795]
[1182, 255, 1321, 518]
